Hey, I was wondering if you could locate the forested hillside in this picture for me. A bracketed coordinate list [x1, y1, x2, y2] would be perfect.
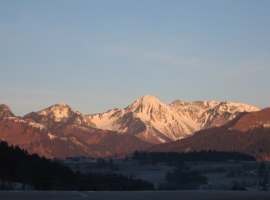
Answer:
[0, 141, 154, 190]
[149, 127, 270, 161]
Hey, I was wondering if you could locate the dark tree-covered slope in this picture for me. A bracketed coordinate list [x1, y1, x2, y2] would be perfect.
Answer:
[0, 141, 154, 190]
[148, 127, 270, 161]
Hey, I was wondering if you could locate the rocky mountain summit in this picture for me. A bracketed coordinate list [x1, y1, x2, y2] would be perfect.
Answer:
[23, 103, 96, 128]
[0, 104, 15, 118]
[88, 95, 260, 144]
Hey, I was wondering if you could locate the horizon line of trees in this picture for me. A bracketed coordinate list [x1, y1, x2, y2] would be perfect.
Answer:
[0, 141, 154, 191]
[133, 150, 255, 163]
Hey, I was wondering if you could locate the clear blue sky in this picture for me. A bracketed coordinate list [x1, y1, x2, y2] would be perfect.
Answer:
[1, 0, 270, 116]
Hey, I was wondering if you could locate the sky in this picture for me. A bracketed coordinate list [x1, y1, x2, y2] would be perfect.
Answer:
[0, 0, 270, 116]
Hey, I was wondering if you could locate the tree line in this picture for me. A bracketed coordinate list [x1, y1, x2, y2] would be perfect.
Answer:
[133, 150, 255, 163]
[0, 141, 154, 190]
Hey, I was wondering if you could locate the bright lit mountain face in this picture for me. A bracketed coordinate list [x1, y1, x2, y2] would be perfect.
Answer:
[88, 95, 260, 144]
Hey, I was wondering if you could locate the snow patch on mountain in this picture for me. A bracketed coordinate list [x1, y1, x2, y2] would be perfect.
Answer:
[3, 116, 47, 131]
[89, 108, 121, 130]
[48, 132, 56, 139]
[29, 122, 46, 130]
[4, 117, 27, 123]
[37, 103, 73, 122]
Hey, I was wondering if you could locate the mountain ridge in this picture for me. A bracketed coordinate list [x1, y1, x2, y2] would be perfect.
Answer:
[87, 95, 260, 143]
[0, 103, 152, 158]
[0, 96, 263, 159]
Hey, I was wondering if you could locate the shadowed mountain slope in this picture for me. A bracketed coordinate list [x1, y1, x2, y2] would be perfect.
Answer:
[0, 104, 152, 159]
[148, 108, 270, 161]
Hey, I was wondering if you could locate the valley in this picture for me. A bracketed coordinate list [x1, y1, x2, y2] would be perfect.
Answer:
[62, 158, 269, 191]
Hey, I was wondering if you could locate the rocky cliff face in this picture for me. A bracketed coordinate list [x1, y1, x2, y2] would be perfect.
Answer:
[0, 104, 15, 118]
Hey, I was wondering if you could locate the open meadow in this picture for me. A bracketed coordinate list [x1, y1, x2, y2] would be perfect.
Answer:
[64, 160, 270, 190]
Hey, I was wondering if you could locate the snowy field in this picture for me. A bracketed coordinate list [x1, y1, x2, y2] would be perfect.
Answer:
[66, 161, 267, 189]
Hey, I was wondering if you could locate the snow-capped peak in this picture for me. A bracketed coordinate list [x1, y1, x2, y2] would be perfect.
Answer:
[126, 95, 167, 112]
[37, 103, 82, 116]
[23, 103, 96, 127]
[57, 103, 68, 106]
[88, 95, 262, 144]
[37, 103, 73, 122]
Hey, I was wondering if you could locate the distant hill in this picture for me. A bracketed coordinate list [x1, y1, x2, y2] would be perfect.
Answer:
[229, 107, 270, 131]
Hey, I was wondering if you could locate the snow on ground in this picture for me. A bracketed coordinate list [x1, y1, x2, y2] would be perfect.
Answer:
[88, 109, 121, 130]
[48, 132, 56, 139]
[29, 122, 46, 130]
[4, 117, 27, 123]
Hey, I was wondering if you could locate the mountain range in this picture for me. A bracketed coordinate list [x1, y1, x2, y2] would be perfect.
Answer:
[88, 95, 260, 143]
[0, 95, 267, 159]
